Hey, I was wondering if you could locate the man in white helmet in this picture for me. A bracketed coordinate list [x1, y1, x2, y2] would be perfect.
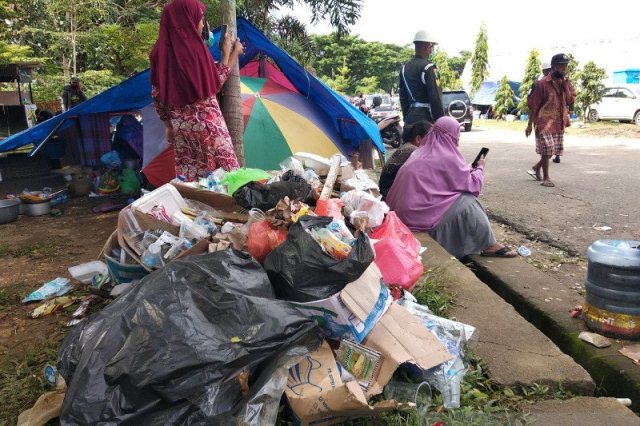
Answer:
[398, 30, 445, 125]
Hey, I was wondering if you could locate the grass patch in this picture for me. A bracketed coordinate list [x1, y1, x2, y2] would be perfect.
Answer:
[0, 337, 64, 425]
[0, 241, 60, 259]
[0, 285, 25, 312]
[412, 268, 453, 318]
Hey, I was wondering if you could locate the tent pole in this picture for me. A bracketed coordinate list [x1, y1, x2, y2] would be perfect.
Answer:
[30, 117, 68, 157]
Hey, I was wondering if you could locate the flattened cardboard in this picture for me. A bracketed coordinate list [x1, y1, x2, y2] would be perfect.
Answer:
[292, 264, 391, 342]
[340, 263, 384, 322]
[362, 303, 453, 396]
[286, 342, 393, 426]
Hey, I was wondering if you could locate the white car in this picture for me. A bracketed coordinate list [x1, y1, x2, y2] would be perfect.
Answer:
[588, 85, 640, 125]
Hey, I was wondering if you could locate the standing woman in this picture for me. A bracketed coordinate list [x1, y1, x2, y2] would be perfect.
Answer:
[150, 0, 244, 182]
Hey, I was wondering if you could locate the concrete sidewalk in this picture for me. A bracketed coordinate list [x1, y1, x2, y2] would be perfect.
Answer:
[526, 397, 639, 425]
[470, 253, 640, 413]
[415, 233, 595, 394]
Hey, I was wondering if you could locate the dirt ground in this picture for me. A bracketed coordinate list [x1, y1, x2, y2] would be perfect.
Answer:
[0, 198, 118, 366]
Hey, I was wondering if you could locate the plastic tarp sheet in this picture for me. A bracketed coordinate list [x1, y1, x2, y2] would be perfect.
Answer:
[0, 18, 383, 156]
[57, 250, 322, 425]
[471, 80, 521, 106]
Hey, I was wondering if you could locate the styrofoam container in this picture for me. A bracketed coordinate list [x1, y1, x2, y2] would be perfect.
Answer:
[293, 152, 332, 175]
[68, 260, 108, 284]
[131, 183, 186, 218]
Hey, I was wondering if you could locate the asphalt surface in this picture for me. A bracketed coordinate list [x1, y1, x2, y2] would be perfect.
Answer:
[456, 126, 640, 256]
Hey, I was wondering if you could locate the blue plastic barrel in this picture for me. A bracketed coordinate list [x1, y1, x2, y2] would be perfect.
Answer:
[583, 240, 640, 339]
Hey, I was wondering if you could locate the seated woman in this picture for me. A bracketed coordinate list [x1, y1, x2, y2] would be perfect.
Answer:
[379, 121, 431, 199]
[386, 116, 516, 259]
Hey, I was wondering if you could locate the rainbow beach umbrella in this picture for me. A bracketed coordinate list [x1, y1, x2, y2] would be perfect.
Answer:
[241, 76, 341, 169]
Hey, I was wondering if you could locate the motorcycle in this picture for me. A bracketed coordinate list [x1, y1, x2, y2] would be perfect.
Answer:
[371, 112, 403, 149]
[366, 95, 403, 149]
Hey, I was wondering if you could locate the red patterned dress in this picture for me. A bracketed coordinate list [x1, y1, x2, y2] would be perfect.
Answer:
[152, 63, 239, 182]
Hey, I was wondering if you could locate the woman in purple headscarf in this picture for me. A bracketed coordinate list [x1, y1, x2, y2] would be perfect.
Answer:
[386, 116, 516, 259]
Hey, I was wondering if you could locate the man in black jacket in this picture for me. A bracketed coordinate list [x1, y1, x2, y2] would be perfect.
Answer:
[399, 30, 445, 125]
[61, 76, 87, 111]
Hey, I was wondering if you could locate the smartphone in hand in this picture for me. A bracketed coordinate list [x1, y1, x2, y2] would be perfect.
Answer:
[472, 147, 489, 169]
[218, 24, 228, 50]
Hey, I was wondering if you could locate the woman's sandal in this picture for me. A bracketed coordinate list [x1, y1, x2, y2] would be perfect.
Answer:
[481, 246, 517, 258]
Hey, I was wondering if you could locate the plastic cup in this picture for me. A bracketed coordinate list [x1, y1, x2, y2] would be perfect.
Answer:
[383, 380, 432, 416]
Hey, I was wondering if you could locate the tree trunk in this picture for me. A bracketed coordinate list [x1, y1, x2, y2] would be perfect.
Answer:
[218, 0, 245, 167]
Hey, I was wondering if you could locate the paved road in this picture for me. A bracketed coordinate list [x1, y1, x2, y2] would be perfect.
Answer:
[456, 126, 640, 255]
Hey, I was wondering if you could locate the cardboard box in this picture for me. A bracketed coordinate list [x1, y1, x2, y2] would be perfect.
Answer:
[362, 303, 453, 397]
[132, 208, 180, 236]
[292, 264, 392, 343]
[171, 181, 249, 223]
[101, 231, 149, 284]
[286, 341, 394, 426]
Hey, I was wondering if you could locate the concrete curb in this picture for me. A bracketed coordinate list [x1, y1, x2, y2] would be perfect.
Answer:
[526, 397, 639, 425]
[414, 233, 595, 394]
[470, 254, 640, 412]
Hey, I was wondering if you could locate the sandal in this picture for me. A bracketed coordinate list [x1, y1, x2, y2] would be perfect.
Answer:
[527, 170, 541, 181]
[481, 246, 517, 258]
[540, 181, 555, 187]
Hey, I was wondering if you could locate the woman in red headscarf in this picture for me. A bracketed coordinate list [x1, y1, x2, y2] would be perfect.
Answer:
[150, 0, 244, 182]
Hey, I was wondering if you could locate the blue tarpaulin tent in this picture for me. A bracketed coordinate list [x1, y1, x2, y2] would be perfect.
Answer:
[0, 18, 383, 183]
[472, 80, 521, 107]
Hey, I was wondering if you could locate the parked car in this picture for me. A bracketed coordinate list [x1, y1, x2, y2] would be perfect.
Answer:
[442, 90, 473, 131]
[588, 85, 640, 125]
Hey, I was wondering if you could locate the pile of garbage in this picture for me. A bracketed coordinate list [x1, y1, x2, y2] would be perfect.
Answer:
[22, 152, 479, 425]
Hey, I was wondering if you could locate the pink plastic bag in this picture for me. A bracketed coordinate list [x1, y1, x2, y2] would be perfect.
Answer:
[374, 238, 424, 291]
[370, 211, 421, 257]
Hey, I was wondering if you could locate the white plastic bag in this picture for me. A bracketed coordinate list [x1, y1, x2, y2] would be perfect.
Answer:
[341, 190, 389, 228]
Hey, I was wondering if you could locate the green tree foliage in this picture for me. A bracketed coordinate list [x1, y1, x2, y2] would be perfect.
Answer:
[494, 76, 515, 119]
[354, 76, 379, 95]
[238, 0, 362, 37]
[6, 0, 366, 103]
[566, 53, 579, 84]
[470, 24, 489, 95]
[518, 49, 541, 114]
[575, 61, 606, 123]
[323, 57, 351, 94]
[0, 43, 34, 64]
[31, 69, 122, 101]
[449, 50, 471, 77]
[312, 34, 412, 94]
[432, 51, 461, 91]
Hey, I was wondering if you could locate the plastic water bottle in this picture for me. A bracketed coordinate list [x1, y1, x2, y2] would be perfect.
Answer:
[50, 192, 70, 206]
[142, 244, 162, 268]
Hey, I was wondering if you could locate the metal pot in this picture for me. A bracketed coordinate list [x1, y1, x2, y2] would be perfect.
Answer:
[25, 199, 51, 216]
[0, 199, 20, 224]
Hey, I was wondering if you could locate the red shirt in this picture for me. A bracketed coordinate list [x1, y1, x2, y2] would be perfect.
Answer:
[527, 75, 576, 134]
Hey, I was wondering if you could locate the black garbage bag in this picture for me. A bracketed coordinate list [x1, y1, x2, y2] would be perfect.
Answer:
[57, 250, 322, 425]
[233, 170, 315, 211]
[264, 215, 375, 302]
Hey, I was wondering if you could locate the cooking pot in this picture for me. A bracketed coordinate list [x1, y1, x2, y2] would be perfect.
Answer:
[0, 199, 20, 224]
